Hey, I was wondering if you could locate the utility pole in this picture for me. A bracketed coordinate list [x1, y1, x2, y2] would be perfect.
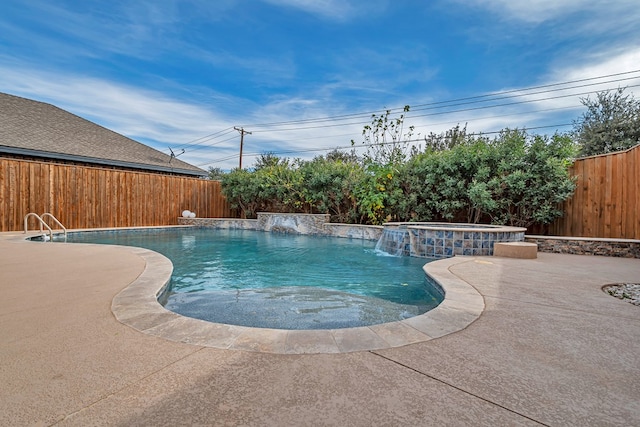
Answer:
[234, 126, 252, 169]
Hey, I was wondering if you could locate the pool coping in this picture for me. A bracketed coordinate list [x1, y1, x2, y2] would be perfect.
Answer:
[111, 245, 485, 354]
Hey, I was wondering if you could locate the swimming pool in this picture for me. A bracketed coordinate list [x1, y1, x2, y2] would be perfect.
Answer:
[63, 228, 443, 329]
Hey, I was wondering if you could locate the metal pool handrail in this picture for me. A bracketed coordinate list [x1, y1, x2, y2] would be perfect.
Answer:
[41, 213, 67, 241]
[24, 213, 53, 241]
[23, 212, 67, 242]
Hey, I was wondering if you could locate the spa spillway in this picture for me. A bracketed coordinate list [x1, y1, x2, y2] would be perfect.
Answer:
[375, 222, 526, 258]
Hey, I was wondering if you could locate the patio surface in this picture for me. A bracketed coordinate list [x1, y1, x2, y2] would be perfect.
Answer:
[1, 231, 639, 426]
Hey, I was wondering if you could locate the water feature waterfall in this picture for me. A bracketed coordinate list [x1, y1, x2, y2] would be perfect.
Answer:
[376, 222, 527, 258]
[375, 227, 411, 256]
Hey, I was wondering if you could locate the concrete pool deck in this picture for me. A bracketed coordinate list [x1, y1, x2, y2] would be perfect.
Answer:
[1, 231, 639, 426]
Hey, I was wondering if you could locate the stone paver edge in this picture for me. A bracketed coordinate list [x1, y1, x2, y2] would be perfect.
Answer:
[111, 245, 485, 354]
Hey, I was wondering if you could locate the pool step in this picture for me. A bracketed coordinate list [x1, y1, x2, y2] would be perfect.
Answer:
[493, 242, 538, 259]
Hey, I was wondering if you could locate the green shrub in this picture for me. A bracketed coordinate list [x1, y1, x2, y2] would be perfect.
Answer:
[486, 131, 577, 227]
[221, 128, 577, 228]
[397, 129, 576, 227]
[298, 156, 365, 223]
[221, 168, 264, 218]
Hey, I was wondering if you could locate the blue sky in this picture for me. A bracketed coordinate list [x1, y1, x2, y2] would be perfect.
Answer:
[2, 0, 639, 171]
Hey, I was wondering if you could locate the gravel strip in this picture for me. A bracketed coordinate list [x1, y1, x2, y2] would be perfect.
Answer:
[604, 283, 640, 306]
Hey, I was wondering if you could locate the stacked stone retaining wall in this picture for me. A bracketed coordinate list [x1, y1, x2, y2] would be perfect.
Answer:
[178, 214, 383, 240]
[177, 217, 258, 230]
[525, 235, 640, 258]
[258, 213, 330, 235]
[322, 223, 383, 241]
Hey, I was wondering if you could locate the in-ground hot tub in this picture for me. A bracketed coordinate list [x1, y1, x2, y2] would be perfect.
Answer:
[376, 222, 526, 258]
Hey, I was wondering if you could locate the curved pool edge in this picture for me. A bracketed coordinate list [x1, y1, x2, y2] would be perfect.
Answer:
[111, 247, 485, 354]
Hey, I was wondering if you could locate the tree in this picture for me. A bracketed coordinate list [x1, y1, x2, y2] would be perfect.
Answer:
[573, 87, 640, 157]
[486, 131, 577, 227]
[324, 148, 360, 164]
[351, 105, 414, 165]
[221, 168, 264, 218]
[221, 126, 577, 228]
[253, 152, 283, 170]
[399, 129, 577, 227]
[207, 167, 225, 180]
[423, 124, 468, 151]
[298, 155, 365, 223]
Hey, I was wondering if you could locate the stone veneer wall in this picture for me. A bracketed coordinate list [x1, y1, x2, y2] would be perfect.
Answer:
[177, 213, 383, 240]
[322, 223, 383, 241]
[177, 217, 259, 230]
[525, 235, 640, 259]
[258, 213, 330, 235]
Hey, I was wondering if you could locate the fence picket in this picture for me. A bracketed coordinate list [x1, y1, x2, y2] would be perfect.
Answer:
[551, 144, 639, 239]
[0, 158, 233, 231]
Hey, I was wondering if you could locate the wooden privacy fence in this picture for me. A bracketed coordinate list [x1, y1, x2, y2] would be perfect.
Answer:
[3, 147, 639, 238]
[548, 144, 640, 239]
[0, 158, 233, 232]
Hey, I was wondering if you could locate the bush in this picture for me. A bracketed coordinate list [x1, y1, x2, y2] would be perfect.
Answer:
[573, 88, 640, 157]
[397, 129, 576, 227]
[221, 128, 577, 228]
[485, 131, 577, 227]
[221, 168, 264, 218]
[401, 138, 494, 223]
[298, 156, 365, 223]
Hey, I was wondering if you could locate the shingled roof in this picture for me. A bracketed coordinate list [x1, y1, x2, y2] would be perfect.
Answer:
[0, 92, 206, 176]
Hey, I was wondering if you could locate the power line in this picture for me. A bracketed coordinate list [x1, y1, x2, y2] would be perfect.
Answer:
[164, 127, 235, 153]
[238, 82, 640, 135]
[189, 84, 616, 165]
[172, 70, 640, 155]
[408, 70, 640, 111]
[183, 133, 240, 154]
[192, 104, 578, 152]
[407, 76, 639, 114]
[238, 69, 640, 129]
[408, 83, 640, 121]
[178, 70, 640, 157]
[197, 122, 573, 167]
[182, 70, 640, 163]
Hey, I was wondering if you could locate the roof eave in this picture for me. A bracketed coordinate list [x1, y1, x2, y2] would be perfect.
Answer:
[0, 146, 207, 177]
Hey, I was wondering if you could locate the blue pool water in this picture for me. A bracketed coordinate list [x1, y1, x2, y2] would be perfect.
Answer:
[63, 228, 443, 329]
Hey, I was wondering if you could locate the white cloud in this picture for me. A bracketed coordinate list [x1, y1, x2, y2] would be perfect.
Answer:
[259, 0, 367, 20]
[0, 61, 368, 170]
[4, 46, 639, 171]
[547, 49, 640, 84]
[511, 48, 640, 123]
[3, 1, 240, 63]
[463, 0, 588, 23]
[0, 61, 237, 159]
[458, 0, 640, 35]
[406, 46, 640, 138]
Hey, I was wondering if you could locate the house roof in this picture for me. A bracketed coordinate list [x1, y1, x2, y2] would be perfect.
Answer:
[0, 92, 206, 176]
